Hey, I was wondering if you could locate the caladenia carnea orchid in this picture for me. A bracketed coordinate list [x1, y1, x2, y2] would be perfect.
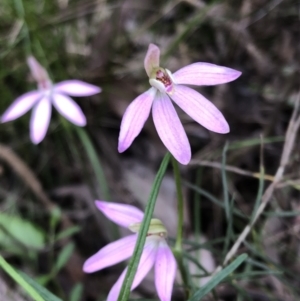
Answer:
[1, 56, 101, 144]
[118, 43, 242, 165]
[83, 201, 177, 301]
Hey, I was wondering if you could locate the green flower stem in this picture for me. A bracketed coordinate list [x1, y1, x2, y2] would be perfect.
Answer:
[173, 249, 191, 298]
[172, 157, 184, 251]
[118, 153, 171, 301]
[76, 127, 110, 201]
[172, 156, 191, 297]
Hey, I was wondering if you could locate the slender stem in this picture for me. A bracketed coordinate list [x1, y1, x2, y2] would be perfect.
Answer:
[173, 249, 190, 298]
[172, 156, 184, 251]
[76, 127, 110, 201]
[118, 153, 171, 301]
[172, 157, 191, 297]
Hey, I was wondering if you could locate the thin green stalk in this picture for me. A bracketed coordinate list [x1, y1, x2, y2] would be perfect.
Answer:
[0, 255, 45, 301]
[193, 168, 203, 291]
[172, 157, 191, 297]
[251, 136, 265, 223]
[13, 0, 32, 55]
[172, 156, 184, 251]
[76, 127, 110, 201]
[222, 142, 230, 221]
[194, 169, 202, 244]
[117, 153, 171, 301]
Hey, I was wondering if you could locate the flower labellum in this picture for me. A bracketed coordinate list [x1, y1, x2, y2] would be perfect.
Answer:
[83, 201, 177, 301]
[118, 43, 242, 164]
[1, 56, 101, 144]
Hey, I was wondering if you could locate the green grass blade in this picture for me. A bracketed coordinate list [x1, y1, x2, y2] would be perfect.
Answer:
[0, 256, 61, 301]
[19, 271, 63, 301]
[76, 127, 110, 200]
[117, 153, 171, 301]
[189, 254, 248, 301]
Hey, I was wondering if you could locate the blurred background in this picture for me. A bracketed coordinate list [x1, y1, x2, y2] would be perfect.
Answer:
[0, 0, 300, 300]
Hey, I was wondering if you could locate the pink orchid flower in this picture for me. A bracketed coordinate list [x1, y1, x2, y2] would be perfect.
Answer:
[1, 56, 101, 144]
[83, 201, 176, 301]
[118, 43, 241, 164]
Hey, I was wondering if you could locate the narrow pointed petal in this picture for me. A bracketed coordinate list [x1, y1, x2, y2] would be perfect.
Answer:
[30, 97, 52, 144]
[83, 234, 137, 273]
[1, 91, 41, 123]
[131, 237, 158, 289]
[118, 88, 156, 153]
[152, 93, 191, 165]
[173, 63, 241, 86]
[52, 93, 86, 126]
[170, 85, 229, 134]
[54, 80, 101, 96]
[95, 201, 144, 228]
[107, 269, 127, 301]
[144, 44, 160, 77]
[155, 240, 177, 301]
[27, 56, 50, 84]
[107, 237, 159, 301]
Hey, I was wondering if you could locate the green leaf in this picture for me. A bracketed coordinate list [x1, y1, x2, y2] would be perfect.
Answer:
[55, 226, 81, 241]
[50, 207, 62, 230]
[19, 271, 63, 301]
[0, 254, 62, 301]
[36, 274, 53, 286]
[0, 213, 45, 250]
[69, 283, 83, 301]
[189, 254, 248, 301]
[117, 153, 171, 301]
[54, 242, 75, 273]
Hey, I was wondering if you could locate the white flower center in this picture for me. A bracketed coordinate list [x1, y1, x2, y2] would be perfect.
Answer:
[38, 80, 53, 97]
[149, 68, 174, 94]
[128, 218, 168, 238]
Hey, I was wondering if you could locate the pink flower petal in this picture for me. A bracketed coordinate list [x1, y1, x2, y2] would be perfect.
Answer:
[152, 92, 191, 165]
[144, 44, 160, 77]
[1, 91, 41, 123]
[107, 236, 159, 301]
[155, 240, 177, 301]
[83, 234, 137, 273]
[131, 237, 159, 289]
[173, 62, 241, 86]
[54, 80, 101, 96]
[95, 201, 144, 228]
[118, 88, 156, 153]
[27, 56, 50, 84]
[52, 93, 86, 126]
[30, 97, 52, 144]
[107, 269, 127, 301]
[170, 85, 229, 134]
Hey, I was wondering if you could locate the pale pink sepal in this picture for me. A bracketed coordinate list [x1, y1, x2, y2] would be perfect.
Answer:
[118, 87, 156, 153]
[30, 97, 52, 144]
[144, 44, 160, 77]
[83, 234, 137, 273]
[1, 91, 41, 123]
[95, 201, 144, 228]
[170, 85, 229, 134]
[152, 92, 191, 165]
[54, 80, 101, 96]
[27, 56, 50, 84]
[107, 237, 159, 301]
[173, 62, 241, 86]
[52, 93, 86, 126]
[155, 240, 176, 301]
